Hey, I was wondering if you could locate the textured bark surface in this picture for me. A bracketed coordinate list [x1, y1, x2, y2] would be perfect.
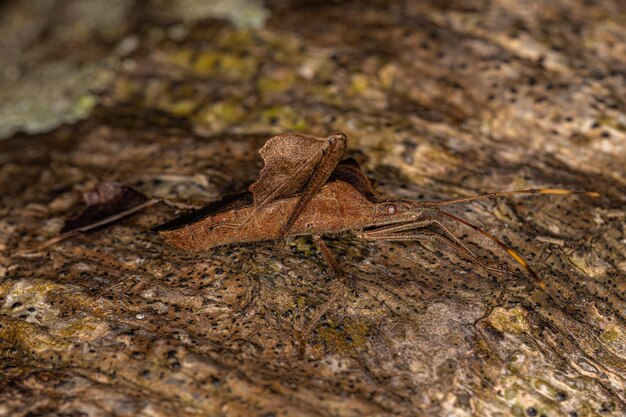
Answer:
[1, 1, 625, 416]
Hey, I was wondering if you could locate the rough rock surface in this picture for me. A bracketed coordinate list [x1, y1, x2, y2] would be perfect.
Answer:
[0, 1, 625, 416]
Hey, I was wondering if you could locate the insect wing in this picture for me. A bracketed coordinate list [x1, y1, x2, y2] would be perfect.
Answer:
[249, 133, 346, 207]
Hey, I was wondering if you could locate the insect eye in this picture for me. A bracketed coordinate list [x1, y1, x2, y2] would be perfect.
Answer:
[386, 204, 396, 214]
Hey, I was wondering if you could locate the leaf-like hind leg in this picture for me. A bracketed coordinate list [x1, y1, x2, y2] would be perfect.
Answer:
[298, 235, 347, 359]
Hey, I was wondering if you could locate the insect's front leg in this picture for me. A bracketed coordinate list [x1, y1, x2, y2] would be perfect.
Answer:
[358, 218, 506, 274]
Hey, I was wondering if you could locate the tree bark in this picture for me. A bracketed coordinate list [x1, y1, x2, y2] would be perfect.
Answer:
[0, 1, 624, 416]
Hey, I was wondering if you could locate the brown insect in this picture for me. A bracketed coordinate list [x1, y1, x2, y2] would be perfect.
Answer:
[153, 132, 599, 357]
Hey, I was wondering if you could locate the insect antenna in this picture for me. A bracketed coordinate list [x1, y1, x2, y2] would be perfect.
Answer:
[416, 188, 599, 207]
[437, 209, 546, 290]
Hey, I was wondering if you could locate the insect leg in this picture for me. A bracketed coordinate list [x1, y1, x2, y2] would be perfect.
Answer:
[365, 210, 546, 289]
[363, 218, 496, 267]
[359, 227, 501, 273]
[436, 209, 545, 289]
[298, 235, 347, 359]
